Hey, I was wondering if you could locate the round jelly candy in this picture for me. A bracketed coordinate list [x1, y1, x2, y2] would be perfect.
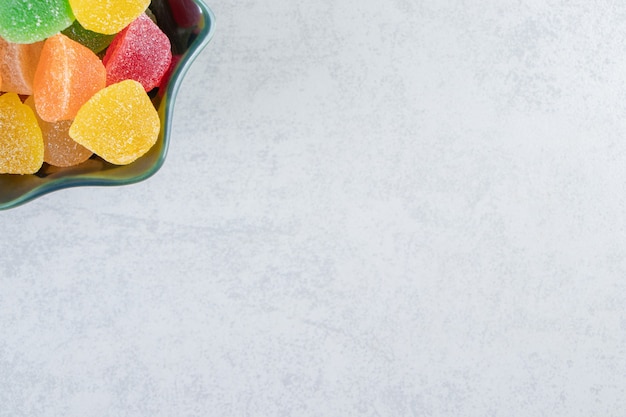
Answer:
[69, 0, 151, 35]
[69, 80, 160, 165]
[33, 33, 106, 122]
[0, 93, 44, 174]
[0, 0, 75, 44]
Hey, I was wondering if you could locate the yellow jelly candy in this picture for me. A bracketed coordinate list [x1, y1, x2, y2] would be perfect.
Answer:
[69, 80, 159, 165]
[0, 93, 44, 174]
[68, 0, 151, 35]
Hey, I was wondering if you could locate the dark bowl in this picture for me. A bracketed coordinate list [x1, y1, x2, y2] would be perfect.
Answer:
[0, 0, 215, 210]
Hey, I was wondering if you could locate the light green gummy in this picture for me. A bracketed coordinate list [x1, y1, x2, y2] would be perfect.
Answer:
[0, 0, 75, 44]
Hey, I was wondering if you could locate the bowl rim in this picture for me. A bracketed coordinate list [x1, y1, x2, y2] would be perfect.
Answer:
[0, 0, 216, 211]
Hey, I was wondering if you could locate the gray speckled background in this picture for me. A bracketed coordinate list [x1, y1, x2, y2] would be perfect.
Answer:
[3, 0, 626, 415]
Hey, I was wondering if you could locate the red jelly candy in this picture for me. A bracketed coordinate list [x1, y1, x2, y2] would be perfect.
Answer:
[103, 14, 172, 92]
[158, 54, 181, 96]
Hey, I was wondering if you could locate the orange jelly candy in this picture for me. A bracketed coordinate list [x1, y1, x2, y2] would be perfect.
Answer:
[0, 38, 44, 95]
[24, 96, 93, 167]
[0, 93, 44, 174]
[33, 33, 106, 123]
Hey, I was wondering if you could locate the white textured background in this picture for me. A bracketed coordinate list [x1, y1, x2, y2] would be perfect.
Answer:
[3, 0, 626, 415]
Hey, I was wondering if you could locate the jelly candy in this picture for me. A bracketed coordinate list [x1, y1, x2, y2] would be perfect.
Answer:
[0, 0, 75, 44]
[0, 93, 43, 174]
[24, 96, 92, 167]
[69, 0, 151, 35]
[62, 20, 115, 54]
[158, 54, 182, 96]
[33, 33, 106, 122]
[0, 0, 190, 175]
[69, 80, 160, 165]
[103, 14, 172, 91]
[0, 38, 44, 95]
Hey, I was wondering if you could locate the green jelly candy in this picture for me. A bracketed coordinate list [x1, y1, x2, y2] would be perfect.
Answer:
[62, 20, 115, 54]
[0, 0, 75, 44]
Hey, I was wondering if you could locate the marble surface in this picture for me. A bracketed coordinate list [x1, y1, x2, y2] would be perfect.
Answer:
[3, 0, 626, 415]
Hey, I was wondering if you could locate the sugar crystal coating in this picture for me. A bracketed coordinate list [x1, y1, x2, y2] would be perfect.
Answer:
[69, 0, 151, 35]
[103, 14, 172, 91]
[69, 80, 160, 165]
[0, 0, 190, 175]
[0, 0, 75, 44]
[62, 20, 115, 54]
[0, 38, 44, 95]
[0, 93, 44, 174]
[158, 54, 182, 96]
[33, 33, 106, 122]
[24, 96, 92, 167]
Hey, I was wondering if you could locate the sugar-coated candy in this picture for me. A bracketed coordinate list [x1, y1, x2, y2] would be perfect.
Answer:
[33, 33, 106, 122]
[0, 0, 75, 44]
[158, 54, 182, 96]
[62, 20, 115, 54]
[0, 0, 193, 175]
[0, 93, 43, 174]
[0, 38, 44, 95]
[24, 96, 92, 167]
[69, 0, 151, 35]
[103, 14, 172, 91]
[69, 80, 160, 165]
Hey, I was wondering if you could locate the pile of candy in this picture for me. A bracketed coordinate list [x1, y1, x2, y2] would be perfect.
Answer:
[0, 0, 183, 174]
